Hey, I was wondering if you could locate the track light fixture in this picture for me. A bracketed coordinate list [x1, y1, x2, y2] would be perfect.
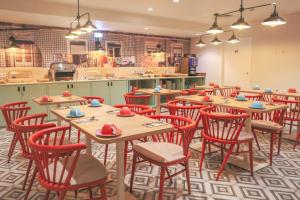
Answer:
[65, 0, 97, 39]
[195, 31, 240, 47]
[206, 0, 286, 34]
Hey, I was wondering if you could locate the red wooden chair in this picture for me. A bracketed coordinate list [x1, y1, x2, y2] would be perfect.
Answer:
[251, 108, 286, 165]
[219, 87, 239, 97]
[0, 101, 31, 162]
[273, 98, 300, 148]
[28, 126, 107, 200]
[12, 113, 56, 194]
[205, 89, 214, 95]
[80, 96, 105, 105]
[245, 93, 263, 101]
[124, 92, 151, 105]
[129, 115, 196, 200]
[180, 89, 199, 96]
[199, 106, 253, 180]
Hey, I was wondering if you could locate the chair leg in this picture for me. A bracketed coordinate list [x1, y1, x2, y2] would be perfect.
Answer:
[88, 187, 93, 198]
[184, 161, 191, 194]
[7, 133, 18, 163]
[216, 144, 235, 181]
[249, 141, 254, 176]
[24, 167, 37, 200]
[199, 140, 206, 173]
[270, 133, 275, 165]
[129, 153, 137, 193]
[23, 159, 33, 190]
[45, 190, 50, 200]
[252, 130, 261, 150]
[100, 185, 107, 200]
[277, 132, 282, 155]
[158, 166, 166, 200]
[104, 144, 108, 166]
[294, 131, 300, 149]
[166, 168, 173, 184]
[58, 191, 66, 200]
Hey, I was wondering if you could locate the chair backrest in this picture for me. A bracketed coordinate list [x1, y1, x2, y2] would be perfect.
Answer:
[0, 101, 31, 131]
[200, 106, 249, 143]
[205, 89, 214, 95]
[219, 88, 238, 97]
[148, 115, 196, 156]
[29, 126, 86, 188]
[114, 104, 155, 116]
[272, 98, 300, 121]
[81, 96, 105, 105]
[12, 113, 56, 158]
[166, 100, 206, 128]
[124, 92, 151, 105]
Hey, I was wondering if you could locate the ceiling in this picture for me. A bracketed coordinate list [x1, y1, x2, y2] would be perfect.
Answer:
[0, 0, 300, 37]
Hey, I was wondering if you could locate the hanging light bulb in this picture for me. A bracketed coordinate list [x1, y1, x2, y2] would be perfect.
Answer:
[71, 23, 87, 35]
[231, 16, 251, 30]
[262, 3, 286, 27]
[195, 37, 206, 47]
[64, 31, 79, 39]
[206, 15, 223, 34]
[211, 36, 222, 45]
[81, 17, 98, 32]
[227, 32, 240, 44]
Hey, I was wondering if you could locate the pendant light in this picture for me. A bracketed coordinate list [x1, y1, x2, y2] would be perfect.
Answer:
[262, 3, 286, 27]
[206, 14, 223, 34]
[71, 23, 86, 35]
[64, 31, 79, 39]
[231, 0, 250, 30]
[211, 36, 222, 45]
[227, 32, 240, 44]
[81, 14, 98, 32]
[6, 36, 21, 50]
[195, 37, 206, 47]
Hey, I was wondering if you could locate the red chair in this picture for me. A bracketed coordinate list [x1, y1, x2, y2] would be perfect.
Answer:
[28, 126, 107, 200]
[180, 89, 199, 96]
[12, 113, 56, 194]
[129, 115, 196, 200]
[205, 89, 214, 95]
[251, 108, 286, 165]
[124, 92, 151, 105]
[273, 98, 300, 148]
[0, 101, 31, 162]
[219, 87, 239, 97]
[199, 106, 253, 180]
[80, 96, 105, 105]
[103, 104, 155, 167]
[245, 93, 263, 101]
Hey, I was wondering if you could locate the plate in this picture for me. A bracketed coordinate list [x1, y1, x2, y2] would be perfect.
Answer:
[235, 98, 249, 101]
[96, 129, 122, 137]
[66, 113, 85, 118]
[248, 107, 265, 110]
[117, 113, 135, 117]
[40, 99, 53, 103]
[88, 104, 102, 107]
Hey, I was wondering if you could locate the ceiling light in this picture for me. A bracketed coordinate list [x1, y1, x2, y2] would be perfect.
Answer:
[144, 27, 149, 30]
[147, 8, 153, 11]
[231, 16, 251, 30]
[211, 36, 222, 45]
[81, 19, 97, 32]
[262, 3, 286, 27]
[6, 36, 21, 50]
[64, 31, 79, 39]
[195, 37, 206, 47]
[206, 15, 223, 34]
[71, 23, 86, 35]
[227, 32, 240, 44]
[173, 0, 180, 3]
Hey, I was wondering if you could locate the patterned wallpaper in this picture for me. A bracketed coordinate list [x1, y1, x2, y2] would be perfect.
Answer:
[0, 29, 190, 67]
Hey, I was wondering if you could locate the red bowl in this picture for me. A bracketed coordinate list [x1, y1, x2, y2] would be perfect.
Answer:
[198, 91, 206, 96]
[120, 107, 132, 115]
[41, 95, 51, 102]
[63, 90, 72, 97]
[101, 124, 116, 135]
[288, 88, 297, 93]
[203, 96, 211, 101]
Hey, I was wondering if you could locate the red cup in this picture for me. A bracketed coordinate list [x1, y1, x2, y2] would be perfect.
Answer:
[203, 96, 211, 101]
[288, 88, 297, 93]
[199, 91, 206, 96]
[41, 95, 50, 102]
[101, 124, 117, 135]
[63, 90, 72, 97]
[120, 107, 132, 115]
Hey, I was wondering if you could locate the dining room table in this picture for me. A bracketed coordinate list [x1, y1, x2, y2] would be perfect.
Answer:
[51, 104, 174, 200]
[136, 88, 182, 114]
[195, 85, 235, 95]
[32, 95, 85, 125]
[176, 95, 288, 171]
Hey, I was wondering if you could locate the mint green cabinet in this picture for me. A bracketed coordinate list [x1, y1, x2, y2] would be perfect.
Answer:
[91, 81, 110, 104]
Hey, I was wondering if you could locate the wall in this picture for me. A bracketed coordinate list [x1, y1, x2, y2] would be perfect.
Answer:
[0, 29, 190, 68]
[191, 12, 300, 90]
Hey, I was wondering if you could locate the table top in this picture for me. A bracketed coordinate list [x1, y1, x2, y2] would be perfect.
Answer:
[136, 88, 182, 95]
[33, 95, 85, 105]
[195, 85, 235, 90]
[240, 89, 300, 98]
[176, 95, 288, 113]
[52, 104, 174, 144]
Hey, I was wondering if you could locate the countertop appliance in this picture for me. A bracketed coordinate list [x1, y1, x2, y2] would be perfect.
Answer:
[49, 62, 76, 81]
[180, 54, 198, 76]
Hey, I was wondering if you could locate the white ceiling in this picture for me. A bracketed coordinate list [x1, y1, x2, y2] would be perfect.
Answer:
[0, 0, 300, 37]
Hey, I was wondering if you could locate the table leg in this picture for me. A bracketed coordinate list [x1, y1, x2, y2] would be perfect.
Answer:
[156, 95, 161, 114]
[56, 104, 62, 126]
[116, 141, 125, 200]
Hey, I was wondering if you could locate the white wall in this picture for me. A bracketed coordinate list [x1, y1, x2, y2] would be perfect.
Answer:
[191, 12, 300, 91]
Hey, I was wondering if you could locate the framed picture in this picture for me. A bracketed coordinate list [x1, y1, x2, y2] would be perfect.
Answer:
[105, 41, 122, 57]
[67, 39, 88, 55]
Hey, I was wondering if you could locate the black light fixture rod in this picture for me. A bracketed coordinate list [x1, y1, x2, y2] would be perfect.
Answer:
[218, 3, 274, 17]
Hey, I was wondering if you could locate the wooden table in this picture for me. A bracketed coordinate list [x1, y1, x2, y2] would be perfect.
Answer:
[136, 88, 181, 114]
[239, 89, 265, 94]
[176, 95, 288, 171]
[32, 95, 85, 125]
[195, 85, 235, 95]
[51, 104, 174, 200]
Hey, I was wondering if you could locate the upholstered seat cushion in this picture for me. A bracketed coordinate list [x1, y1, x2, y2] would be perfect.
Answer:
[47, 154, 107, 185]
[251, 120, 283, 131]
[133, 142, 184, 163]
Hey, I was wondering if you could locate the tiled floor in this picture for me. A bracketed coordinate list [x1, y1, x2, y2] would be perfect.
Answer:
[0, 128, 300, 200]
